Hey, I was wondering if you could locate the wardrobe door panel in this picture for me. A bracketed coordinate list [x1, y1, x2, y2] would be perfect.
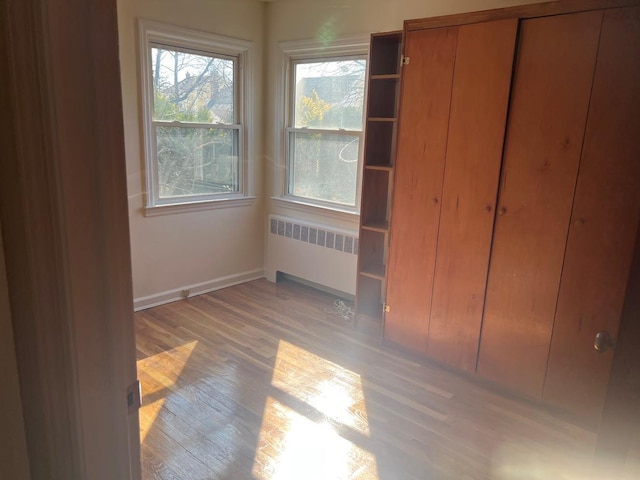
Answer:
[427, 19, 518, 372]
[544, 7, 640, 421]
[477, 11, 602, 397]
[384, 27, 457, 352]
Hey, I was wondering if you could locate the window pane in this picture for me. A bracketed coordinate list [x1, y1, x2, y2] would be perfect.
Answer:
[151, 47, 234, 124]
[289, 132, 360, 206]
[156, 126, 239, 198]
[294, 59, 366, 130]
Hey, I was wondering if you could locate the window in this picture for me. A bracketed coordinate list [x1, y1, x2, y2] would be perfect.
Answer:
[139, 20, 254, 214]
[280, 37, 369, 214]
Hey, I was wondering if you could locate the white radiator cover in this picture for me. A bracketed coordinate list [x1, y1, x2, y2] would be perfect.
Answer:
[266, 215, 358, 295]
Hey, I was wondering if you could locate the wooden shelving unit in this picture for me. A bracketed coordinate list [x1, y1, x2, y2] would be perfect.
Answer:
[355, 31, 403, 328]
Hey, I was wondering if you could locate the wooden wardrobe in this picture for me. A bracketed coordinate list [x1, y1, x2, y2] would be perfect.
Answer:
[374, 0, 640, 423]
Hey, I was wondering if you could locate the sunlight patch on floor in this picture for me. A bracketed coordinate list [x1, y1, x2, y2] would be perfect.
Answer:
[253, 340, 378, 479]
[271, 339, 370, 436]
[253, 397, 378, 480]
[137, 340, 198, 443]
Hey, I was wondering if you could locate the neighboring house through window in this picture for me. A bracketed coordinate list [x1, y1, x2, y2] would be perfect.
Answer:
[279, 36, 369, 215]
[138, 20, 254, 215]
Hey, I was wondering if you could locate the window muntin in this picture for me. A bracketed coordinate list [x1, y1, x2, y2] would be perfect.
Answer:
[150, 45, 240, 201]
[286, 56, 367, 209]
[139, 20, 253, 213]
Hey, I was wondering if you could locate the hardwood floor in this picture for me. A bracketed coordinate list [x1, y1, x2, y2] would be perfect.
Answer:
[136, 278, 600, 480]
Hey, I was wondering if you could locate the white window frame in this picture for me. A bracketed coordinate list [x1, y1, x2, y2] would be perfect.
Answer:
[274, 35, 370, 221]
[138, 19, 255, 216]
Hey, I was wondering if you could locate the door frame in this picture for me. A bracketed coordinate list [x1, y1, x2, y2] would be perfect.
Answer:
[0, 0, 140, 478]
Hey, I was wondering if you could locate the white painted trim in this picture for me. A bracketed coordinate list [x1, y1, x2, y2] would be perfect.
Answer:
[279, 34, 371, 59]
[137, 19, 255, 209]
[271, 196, 359, 225]
[144, 195, 256, 217]
[133, 269, 265, 311]
[272, 35, 370, 215]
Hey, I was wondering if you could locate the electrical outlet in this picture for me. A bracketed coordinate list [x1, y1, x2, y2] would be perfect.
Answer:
[181, 289, 190, 298]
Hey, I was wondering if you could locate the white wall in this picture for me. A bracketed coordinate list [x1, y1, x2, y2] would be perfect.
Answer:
[117, 0, 266, 306]
[264, 0, 544, 225]
[119, 0, 548, 302]
[263, 0, 543, 292]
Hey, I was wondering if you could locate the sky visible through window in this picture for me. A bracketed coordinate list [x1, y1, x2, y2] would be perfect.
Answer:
[289, 57, 366, 207]
[151, 46, 239, 198]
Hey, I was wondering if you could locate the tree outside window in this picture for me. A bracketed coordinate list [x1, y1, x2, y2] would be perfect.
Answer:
[287, 57, 367, 208]
[139, 20, 253, 213]
[151, 46, 239, 199]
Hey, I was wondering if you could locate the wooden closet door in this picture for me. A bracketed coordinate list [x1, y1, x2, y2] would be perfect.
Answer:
[427, 19, 518, 373]
[477, 11, 602, 398]
[543, 7, 640, 421]
[384, 27, 457, 352]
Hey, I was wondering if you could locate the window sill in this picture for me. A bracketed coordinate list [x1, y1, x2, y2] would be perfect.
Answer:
[144, 196, 256, 217]
[271, 196, 360, 224]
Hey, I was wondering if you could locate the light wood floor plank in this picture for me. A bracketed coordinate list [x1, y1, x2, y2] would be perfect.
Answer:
[137, 279, 597, 480]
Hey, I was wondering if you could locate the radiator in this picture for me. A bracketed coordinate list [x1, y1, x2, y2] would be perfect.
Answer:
[266, 215, 358, 295]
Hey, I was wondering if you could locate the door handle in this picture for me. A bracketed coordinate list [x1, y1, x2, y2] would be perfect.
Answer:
[594, 331, 615, 353]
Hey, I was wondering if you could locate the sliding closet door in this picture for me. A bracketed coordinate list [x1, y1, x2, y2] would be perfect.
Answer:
[384, 27, 456, 352]
[426, 19, 517, 372]
[385, 19, 517, 357]
[544, 7, 640, 420]
[477, 11, 602, 398]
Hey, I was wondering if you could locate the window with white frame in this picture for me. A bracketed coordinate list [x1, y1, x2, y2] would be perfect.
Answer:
[282, 38, 368, 212]
[139, 20, 253, 212]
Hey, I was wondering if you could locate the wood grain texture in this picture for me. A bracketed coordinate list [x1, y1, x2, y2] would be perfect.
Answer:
[356, 32, 401, 324]
[360, 169, 390, 227]
[369, 32, 402, 76]
[596, 221, 640, 472]
[384, 27, 457, 353]
[137, 279, 598, 480]
[355, 274, 383, 319]
[543, 7, 640, 420]
[364, 120, 395, 167]
[478, 11, 602, 398]
[405, 0, 640, 31]
[367, 78, 399, 118]
[427, 19, 518, 373]
[358, 229, 386, 279]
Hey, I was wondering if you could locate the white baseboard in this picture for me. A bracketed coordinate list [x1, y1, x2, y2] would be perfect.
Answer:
[133, 268, 265, 311]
